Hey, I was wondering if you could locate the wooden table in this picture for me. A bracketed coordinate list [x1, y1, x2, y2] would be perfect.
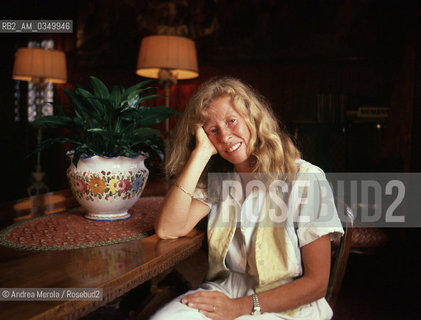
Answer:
[0, 189, 205, 320]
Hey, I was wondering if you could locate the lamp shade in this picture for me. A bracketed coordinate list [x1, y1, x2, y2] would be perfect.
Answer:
[12, 48, 67, 84]
[136, 35, 198, 80]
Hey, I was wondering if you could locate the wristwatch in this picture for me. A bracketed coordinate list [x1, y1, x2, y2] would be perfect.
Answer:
[251, 294, 261, 315]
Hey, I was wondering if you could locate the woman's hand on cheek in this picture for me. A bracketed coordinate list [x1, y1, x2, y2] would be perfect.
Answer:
[195, 126, 217, 157]
[181, 291, 247, 320]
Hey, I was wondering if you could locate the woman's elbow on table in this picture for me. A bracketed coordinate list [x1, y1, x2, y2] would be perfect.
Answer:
[155, 222, 192, 239]
[156, 232, 179, 240]
[154, 224, 180, 240]
[155, 200, 209, 239]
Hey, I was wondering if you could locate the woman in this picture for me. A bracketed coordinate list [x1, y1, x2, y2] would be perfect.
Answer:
[152, 77, 343, 320]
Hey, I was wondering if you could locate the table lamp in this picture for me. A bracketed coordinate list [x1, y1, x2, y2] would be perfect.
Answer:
[12, 47, 67, 196]
[136, 35, 199, 136]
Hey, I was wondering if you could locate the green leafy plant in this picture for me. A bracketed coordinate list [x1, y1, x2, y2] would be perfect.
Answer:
[33, 76, 178, 166]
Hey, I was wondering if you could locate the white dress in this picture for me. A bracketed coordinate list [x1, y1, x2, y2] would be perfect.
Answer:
[150, 160, 343, 320]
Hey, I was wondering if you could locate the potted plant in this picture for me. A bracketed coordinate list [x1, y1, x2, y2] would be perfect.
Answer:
[33, 76, 177, 221]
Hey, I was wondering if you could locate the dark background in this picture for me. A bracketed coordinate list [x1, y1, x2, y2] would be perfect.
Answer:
[0, 1, 420, 318]
[0, 0, 419, 201]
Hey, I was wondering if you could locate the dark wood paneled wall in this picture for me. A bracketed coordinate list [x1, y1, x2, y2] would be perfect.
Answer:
[0, 0, 418, 202]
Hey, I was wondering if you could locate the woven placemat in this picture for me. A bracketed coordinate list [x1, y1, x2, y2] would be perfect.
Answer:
[0, 197, 163, 251]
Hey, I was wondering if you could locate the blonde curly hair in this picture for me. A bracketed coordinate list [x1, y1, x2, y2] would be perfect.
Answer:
[166, 76, 301, 186]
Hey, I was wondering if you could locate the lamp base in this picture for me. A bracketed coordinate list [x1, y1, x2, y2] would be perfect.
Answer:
[27, 167, 49, 196]
[158, 69, 177, 85]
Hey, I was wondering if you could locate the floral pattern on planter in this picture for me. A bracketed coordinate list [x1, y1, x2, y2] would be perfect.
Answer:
[66, 154, 149, 220]
[67, 169, 148, 202]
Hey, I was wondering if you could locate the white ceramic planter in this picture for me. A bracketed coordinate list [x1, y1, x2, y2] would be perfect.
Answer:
[66, 153, 149, 221]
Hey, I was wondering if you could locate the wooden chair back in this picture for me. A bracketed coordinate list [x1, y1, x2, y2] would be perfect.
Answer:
[326, 200, 354, 311]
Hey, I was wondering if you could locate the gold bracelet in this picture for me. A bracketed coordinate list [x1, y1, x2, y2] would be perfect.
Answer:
[174, 182, 194, 199]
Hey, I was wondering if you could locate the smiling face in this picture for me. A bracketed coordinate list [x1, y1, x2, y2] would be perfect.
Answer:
[203, 96, 252, 172]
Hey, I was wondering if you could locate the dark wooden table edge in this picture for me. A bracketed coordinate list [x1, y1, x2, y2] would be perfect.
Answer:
[26, 231, 205, 320]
